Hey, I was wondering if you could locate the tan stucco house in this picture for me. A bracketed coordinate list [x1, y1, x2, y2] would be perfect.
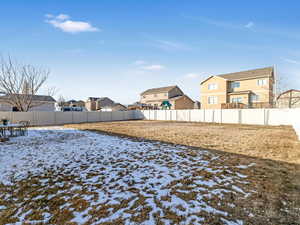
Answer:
[277, 89, 300, 108]
[200, 67, 275, 109]
[140, 85, 195, 109]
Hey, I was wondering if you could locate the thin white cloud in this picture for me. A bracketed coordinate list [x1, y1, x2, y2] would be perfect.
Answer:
[183, 73, 200, 79]
[282, 58, 300, 65]
[154, 40, 190, 51]
[245, 21, 254, 29]
[183, 15, 255, 31]
[142, 64, 165, 71]
[45, 14, 99, 33]
[134, 60, 146, 65]
[56, 14, 70, 20]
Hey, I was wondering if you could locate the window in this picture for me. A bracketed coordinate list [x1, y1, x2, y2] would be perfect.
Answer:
[250, 94, 259, 102]
[230, 81, 240, 89]
[208, 96, 218, 104]
[164, 93, 167, 96]
[154, 94, 157, 97]
[208, 83, 218, 90]
[257, 79, 267, 86]
[142, 96, 146, 98]
[231, 97, 242, 103]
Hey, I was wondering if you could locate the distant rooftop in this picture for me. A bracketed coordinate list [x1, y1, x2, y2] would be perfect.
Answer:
[217, 67, 274, 81]
[141, 85, 178, 95]
[0, 94, 56, 102]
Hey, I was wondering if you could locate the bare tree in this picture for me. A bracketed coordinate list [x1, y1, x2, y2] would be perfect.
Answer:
[0, 56, 51, 111]
[57, 95, 67, 107]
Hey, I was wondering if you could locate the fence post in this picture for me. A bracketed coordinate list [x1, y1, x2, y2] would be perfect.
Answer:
[54, 112, 57, 125]
[238, 109, 242, 124]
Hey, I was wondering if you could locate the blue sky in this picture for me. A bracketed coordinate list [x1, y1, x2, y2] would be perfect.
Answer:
[1, 0, 300, 104]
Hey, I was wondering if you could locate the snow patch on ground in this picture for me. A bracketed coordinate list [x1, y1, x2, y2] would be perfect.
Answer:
[0, 127, 255, 224]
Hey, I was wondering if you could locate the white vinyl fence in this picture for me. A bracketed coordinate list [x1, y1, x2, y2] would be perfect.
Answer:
[0, 111, 139, 126]
[0, 109, 299, 139]
[136, 109, 300, 139]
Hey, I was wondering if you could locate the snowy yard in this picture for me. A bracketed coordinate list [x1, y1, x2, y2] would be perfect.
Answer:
[0, 127, 263, 224]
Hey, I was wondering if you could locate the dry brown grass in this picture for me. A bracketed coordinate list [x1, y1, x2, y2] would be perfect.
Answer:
[65, 120, 300, 224]
[66, 120, 300, 164]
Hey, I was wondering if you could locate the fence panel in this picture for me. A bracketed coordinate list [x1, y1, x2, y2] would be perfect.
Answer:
[240, 109, 265, 125]
[190, 109, 204, 122]
[87, 112, 100, 122]
[222, 109, 240, 124]
[100, 112, 112, 121]
[156, 110, 166, 120]
[111, 111, 123, 121]
[177, 110, 189, 121]
[55, 112, 73, 125]
[204, 110, 215, 123]
[34, 112, 55, 126]
[214, 109, 222, 123]
[73, 112, 88, 123]
[11, 112, 35, 125]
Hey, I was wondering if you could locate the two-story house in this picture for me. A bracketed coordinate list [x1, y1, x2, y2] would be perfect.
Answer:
[140, 85, 195, 109]
[200, 67, 275, 109]
[85, 97, 127, 111]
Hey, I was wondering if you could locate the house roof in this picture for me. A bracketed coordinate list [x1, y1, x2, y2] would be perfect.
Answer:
[0, 94, 56, 102]
[218, 67, 274, 81]
[277, 89, 300, 99]
[169, 94, 195, 103]
[141, 85, 178, 95]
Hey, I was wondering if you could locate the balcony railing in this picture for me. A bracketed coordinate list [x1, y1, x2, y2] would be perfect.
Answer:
[221, 102, 275, 109]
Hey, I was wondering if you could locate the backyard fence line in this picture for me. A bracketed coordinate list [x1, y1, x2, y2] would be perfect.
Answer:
[136, 108, 300, 139]
[0, 109, 299, 139]
[0, 111, 138, 126]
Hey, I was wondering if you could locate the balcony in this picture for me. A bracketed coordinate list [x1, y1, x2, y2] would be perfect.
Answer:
[221, 102, 275, 109]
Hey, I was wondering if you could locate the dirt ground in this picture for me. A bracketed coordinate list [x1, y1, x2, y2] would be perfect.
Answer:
[66, 120, 300, 164]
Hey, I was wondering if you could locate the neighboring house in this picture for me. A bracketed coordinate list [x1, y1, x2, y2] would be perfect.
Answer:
[194, 101, 201, 109]
[101, 103, 127, 112]
[85, 97, 126, 111]
[0, 94, 56, 111]
[128, 102, 153, 110]
[67, 100, 86, 108]
[140, 85, 195, 109]
[277, 89, 300, 108]
[200, 67, 275, 109]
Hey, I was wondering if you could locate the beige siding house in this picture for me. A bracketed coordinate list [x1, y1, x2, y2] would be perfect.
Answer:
[200, 67, 275, 109]
[0, 94, 56, 111]
[277, 89, 300, 108]
[140, 85, 195, 109]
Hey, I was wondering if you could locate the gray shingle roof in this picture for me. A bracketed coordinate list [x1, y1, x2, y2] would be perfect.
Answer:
[0, 94, 56, 102]
[218, 67, 274, 81]
[141, 85, 178, 95]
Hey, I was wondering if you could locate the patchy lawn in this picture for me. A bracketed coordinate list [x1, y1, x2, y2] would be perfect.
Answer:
[0, 125, 299, 224]
[67, 120, 300, 164]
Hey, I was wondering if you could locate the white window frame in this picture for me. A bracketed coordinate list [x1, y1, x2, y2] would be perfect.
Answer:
[250, 94, 259, 102]
[208, 83, 218, 90]
[231, 97, 242, 103]
[208, 96, 218, 104]
[257, 79, 267, 86]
